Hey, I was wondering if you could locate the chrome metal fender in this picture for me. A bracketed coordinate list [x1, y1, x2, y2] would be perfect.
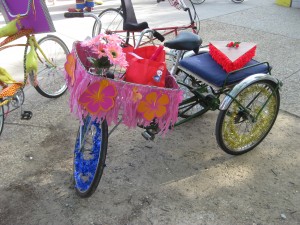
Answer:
[219, 73, 282, 110]
[182, 47, 209, 59]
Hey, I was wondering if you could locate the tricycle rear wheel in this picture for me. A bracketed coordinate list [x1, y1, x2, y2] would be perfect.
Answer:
[216, 80, 280, 155]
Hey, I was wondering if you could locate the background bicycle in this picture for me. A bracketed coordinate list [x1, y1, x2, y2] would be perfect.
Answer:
[92, 0, 200, 45]
[0, 0, 69, 136]
[65, 0, 200, 47]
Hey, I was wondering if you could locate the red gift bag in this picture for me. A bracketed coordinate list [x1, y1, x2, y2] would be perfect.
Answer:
[125, 45, 167, 87]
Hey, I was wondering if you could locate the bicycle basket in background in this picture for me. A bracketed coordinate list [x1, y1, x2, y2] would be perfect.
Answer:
[0, 0, 55, 34]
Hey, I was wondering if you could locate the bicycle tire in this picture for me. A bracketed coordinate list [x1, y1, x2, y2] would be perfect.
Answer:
[0, 104, 4, 136]
[215, 80, 280, 155]
[177, 71, 209, 118]
[73, 116, 108, 198]
[231, 0, 244, 3]
[190, 0, 205, 5]
[92, 8, 128, 42]
[27, 35, 69, 98]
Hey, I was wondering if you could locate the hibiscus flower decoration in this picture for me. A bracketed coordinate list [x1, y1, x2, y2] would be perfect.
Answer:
[132, 87, 142, 103]
[79, 79, 117, 115]
[137, 92, 169, 121]
[64, 53, 76, 85]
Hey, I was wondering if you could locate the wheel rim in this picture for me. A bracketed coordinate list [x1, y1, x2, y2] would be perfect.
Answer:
[74, 118, 103, 193]
[10, 89, 24, 108]
[100, 10, 124, 36]
[221, 83, 278, 152]
[35, 39, 68, 97]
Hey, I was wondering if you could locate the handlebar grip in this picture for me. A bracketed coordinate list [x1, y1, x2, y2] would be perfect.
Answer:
[153, 30, 165, 42]
[64, 12, 85, 18]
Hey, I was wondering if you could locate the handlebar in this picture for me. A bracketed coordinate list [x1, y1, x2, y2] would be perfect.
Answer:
[135, 28, 165, 48]
[153, 30, 165, 42]
[1, 0, 32, 17]
[64, 12, 85, 18]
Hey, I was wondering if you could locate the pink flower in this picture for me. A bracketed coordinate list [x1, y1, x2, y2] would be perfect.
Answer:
[105, 34, 122, 44]
[79, 79, 117, 114]
[105, 44, 124, 64]
[92, 43, 107, 58]
[115, 53, 128, 68]
[80, 37, 98, 47]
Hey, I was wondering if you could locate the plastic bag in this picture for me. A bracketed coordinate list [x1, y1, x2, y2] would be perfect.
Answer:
[125, 45, 167, 87]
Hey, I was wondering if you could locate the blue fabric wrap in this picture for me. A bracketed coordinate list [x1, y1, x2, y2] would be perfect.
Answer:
[74, 118, 102, 192]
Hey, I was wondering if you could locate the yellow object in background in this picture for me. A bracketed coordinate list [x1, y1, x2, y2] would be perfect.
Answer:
[0, 67, 17, 84]
[275, 0, 291, 7]
[95, 0, 103, 5]
[0, 18, 19, 38]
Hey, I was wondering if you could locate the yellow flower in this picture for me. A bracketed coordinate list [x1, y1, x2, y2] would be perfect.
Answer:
[132, 87, 142, 103]
[137, 92, 169, 121]
[64, 53, 76, 85]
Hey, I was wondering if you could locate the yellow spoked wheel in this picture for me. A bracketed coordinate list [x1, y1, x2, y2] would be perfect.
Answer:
[216, 81, 280, 155]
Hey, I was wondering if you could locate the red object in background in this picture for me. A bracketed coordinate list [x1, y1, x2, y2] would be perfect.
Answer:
[125, 45, 166, 87]
[209, 41, 257, 73]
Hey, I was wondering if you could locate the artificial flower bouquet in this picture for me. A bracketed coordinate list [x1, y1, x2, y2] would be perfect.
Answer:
[79, 33, 128, 76]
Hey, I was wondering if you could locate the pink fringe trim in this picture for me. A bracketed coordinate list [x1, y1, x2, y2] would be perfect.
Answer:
[65, 42, 183, 136]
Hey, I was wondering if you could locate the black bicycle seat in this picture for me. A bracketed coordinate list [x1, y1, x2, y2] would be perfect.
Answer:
[123, 21, 149, 31]
[164, 32, 202, 53]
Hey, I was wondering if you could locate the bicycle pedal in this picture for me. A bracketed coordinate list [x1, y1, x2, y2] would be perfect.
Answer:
[21, 111, 33, 120]
[141, 131, 155, 141]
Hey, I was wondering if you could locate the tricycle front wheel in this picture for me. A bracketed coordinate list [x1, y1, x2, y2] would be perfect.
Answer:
[216, 80, 280, 155]
[73, 116, 108, 197]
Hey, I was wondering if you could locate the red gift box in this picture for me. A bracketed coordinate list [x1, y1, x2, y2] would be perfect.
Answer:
[209, 41, 257, 73]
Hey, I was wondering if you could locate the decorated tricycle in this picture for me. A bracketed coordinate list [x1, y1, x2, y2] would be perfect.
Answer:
[65, 31, 281, 197]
